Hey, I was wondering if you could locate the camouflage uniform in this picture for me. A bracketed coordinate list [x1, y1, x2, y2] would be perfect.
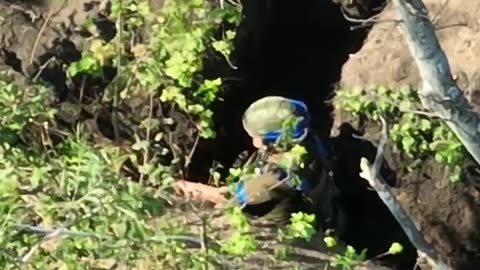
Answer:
[233, 96, 347, 237]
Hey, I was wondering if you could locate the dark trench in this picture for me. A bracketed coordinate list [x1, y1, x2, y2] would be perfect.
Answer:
[191, 0, 419, 269]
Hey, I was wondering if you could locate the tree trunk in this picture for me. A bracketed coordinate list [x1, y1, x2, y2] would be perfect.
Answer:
[391, 0, 480, 166]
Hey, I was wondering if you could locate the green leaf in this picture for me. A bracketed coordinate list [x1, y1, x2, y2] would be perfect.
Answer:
[226, 30, 236, 40]
[400, 122, 411, 132]
[229, 168, 242, 177]
[187, 104, 204, 114]
[346, 245, 357, 256]
[212, 40, 230, 55]
[399, 85, 412, 97]
[399, 100, 411, 111]
[449, 166, 462, 183]
[291, 144, 307, 158]
[377, 86, 388, 95]
[388, 242, 404, 254]
[419, 119, 432, 131]
[434, 152, 446, 163]
[350, 101, 362, 112]
[137, 1, 151, 16]
[401, 136, 415, 150]
[204, 78, 222, 88]
[131, 140, 149, 151]
[191, 0, 203, 7]
[323, 236, 337, 248]
[68, 55, 100, 77]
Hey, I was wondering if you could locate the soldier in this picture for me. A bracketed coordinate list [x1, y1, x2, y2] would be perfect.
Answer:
[231, 96, 347, 237]
[175, 96, 347, 237]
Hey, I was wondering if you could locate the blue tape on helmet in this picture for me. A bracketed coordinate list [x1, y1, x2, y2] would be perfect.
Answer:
[235, 181, 248, 205]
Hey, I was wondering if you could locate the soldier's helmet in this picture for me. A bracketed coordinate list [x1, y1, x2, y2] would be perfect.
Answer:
[242, 96, 310, 143]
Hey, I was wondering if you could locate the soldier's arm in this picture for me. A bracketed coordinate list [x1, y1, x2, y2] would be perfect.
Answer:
[236, 168, 297, 205]
[174, 180, 229, 204]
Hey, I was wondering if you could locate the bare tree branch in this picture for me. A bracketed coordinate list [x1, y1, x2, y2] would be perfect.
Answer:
[17, 225, 99, 238]
[17, 224, 205, 245]
[391, 0, 480, 166]
[358, 116, 450, 270]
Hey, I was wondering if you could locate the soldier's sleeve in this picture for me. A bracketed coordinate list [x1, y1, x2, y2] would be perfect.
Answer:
[237, 169, 296, 205]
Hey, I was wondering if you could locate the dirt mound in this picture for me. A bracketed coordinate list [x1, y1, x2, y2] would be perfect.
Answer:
[339, 0, 480, 103]
[0, 0, 110, 101]
[0, 0, 102, 69]
[336, 1, 480, 268]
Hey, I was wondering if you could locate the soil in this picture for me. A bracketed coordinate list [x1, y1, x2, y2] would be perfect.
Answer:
[154, 197, 400, 270]
[337, 0, 480, 269]
[339, 0, 480, 105]
[2, 0, 479, 269]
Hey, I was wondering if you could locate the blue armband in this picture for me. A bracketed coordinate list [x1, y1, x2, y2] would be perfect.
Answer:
[234, 181, 248, 205]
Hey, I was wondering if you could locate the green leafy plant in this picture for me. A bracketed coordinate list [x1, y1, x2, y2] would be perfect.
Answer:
[336, 85, 468, 183]
[388, 242, 404, 254]
[0, 126, 196, 269]
[330, 245, 367, 270]
[1, 0, 245, 268]
[68, 0, 241, 140]
[278, 212, 316, 241]
[0, 72, 56, 144]
[325, 236, 404, 270]
[219, 205, 258, 256]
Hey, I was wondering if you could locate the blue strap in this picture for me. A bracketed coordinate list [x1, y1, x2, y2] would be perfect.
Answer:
[235, 181, 248, 205]
[234, 125, 331, 204]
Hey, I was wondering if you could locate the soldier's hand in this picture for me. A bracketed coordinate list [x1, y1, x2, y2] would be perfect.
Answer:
[174, 180, 230, 205]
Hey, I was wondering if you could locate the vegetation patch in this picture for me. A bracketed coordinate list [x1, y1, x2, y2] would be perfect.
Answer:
[336, 85, 469, 183]
[67, 0, 241, 140]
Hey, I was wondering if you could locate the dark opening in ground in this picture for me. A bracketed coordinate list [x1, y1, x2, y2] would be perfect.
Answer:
[190, 0, 418, 268]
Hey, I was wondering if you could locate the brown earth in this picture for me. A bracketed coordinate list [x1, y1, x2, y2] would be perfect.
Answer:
[155, 197, 398, 270]
[336, 0, 480, 269]
[0, 0, 110, 100]
[339, 0, 480, 105]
